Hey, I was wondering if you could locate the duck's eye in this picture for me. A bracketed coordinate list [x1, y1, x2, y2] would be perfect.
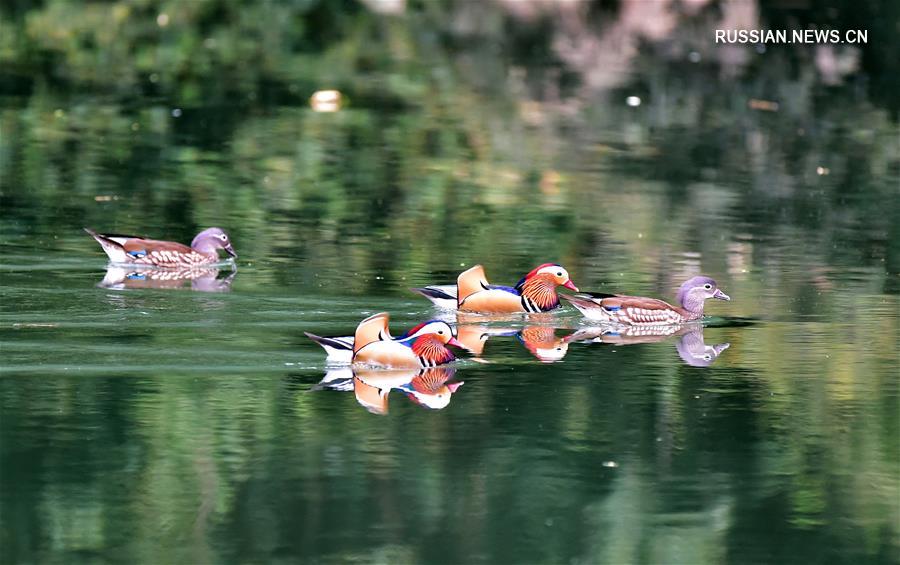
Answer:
[438, 330, 444, 335]
[556, 272, 563, 277]
[220, 234, 228, 241]
[703, 283, 712, 290]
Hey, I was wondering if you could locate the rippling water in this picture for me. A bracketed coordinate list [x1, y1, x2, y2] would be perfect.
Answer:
[2, 3, 899, 563]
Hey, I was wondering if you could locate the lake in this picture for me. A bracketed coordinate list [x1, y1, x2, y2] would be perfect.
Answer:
[1, 2, 898, 564]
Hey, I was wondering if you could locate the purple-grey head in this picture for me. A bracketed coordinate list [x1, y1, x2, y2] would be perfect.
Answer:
[191, 227, 237, 259]
[676, 276, 730, 312]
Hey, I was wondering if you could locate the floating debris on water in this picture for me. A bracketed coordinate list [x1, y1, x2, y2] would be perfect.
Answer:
[310, 90, 342, 112]
[748, 99, 780, 112]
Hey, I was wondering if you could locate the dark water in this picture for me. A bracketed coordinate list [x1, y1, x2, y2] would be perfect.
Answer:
[1, 2, 899, 564]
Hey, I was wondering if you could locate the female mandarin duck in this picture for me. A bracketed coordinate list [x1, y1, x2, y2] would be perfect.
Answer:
[310, 313, 462, 369]
[563, 276, 730, 325]
[412, 263, 579, 313]
[84, 227, 236, 267]
[306, 317, 462, 365]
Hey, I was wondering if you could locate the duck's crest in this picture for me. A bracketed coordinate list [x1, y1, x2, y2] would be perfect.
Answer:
[457, 265, 489, 305]
[353, 313, 391, 355]
[515, 263, 561, 290]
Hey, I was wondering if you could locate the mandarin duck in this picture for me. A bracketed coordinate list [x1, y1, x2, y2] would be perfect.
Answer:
[98, 265, 236, 292]
[305, 317, 462, 365]
[564, 325, 730, 367]
[412, 263, 578, 313]
[338, 313, 462, 369]
[85, 227, 236, 267]
[563, 276, 730, 325]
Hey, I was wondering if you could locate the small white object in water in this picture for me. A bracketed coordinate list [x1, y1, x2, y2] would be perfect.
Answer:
[626, 96, 641, 107]
[157, 13, 169, 27]
[171, 108, 182, 118]
[602, 461, 618, 468]
[310, 90, 342, 112]
[816, 166, 830, 175]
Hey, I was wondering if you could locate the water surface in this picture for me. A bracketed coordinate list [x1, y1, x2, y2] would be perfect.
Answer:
[1, 2, 899, 564]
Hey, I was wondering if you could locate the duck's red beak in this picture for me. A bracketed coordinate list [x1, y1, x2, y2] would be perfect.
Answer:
[563, 280, 579, 292]
[447, 337, 464, 348]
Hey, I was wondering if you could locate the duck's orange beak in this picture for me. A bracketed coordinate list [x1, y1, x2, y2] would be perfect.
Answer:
[563, 280, 579, 292]
[447, 337, 464, 348]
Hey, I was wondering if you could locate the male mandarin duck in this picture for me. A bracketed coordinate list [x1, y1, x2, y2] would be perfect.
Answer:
[563, 276, 730, 325]
[84, 227, 236, 267]
[305, 316, 462, 366]
[309, 313, 462, 369]
[412, 263, 579, 313]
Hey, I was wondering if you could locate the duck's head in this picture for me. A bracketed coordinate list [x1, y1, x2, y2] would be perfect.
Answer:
[518, 263, 579, 291]
[404, 320, 462, 347]
[192, 228, 237, 258]
[676, 276, 730, 312]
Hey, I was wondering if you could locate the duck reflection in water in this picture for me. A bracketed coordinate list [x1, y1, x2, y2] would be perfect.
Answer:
[98, 265, 236, 293]
[564, 324, 730, 367]
[313, 366, 463, 415]
[455, 324, 570, 363]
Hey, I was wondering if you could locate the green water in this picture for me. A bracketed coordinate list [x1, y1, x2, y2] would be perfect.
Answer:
[1, 2, 899, 564]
